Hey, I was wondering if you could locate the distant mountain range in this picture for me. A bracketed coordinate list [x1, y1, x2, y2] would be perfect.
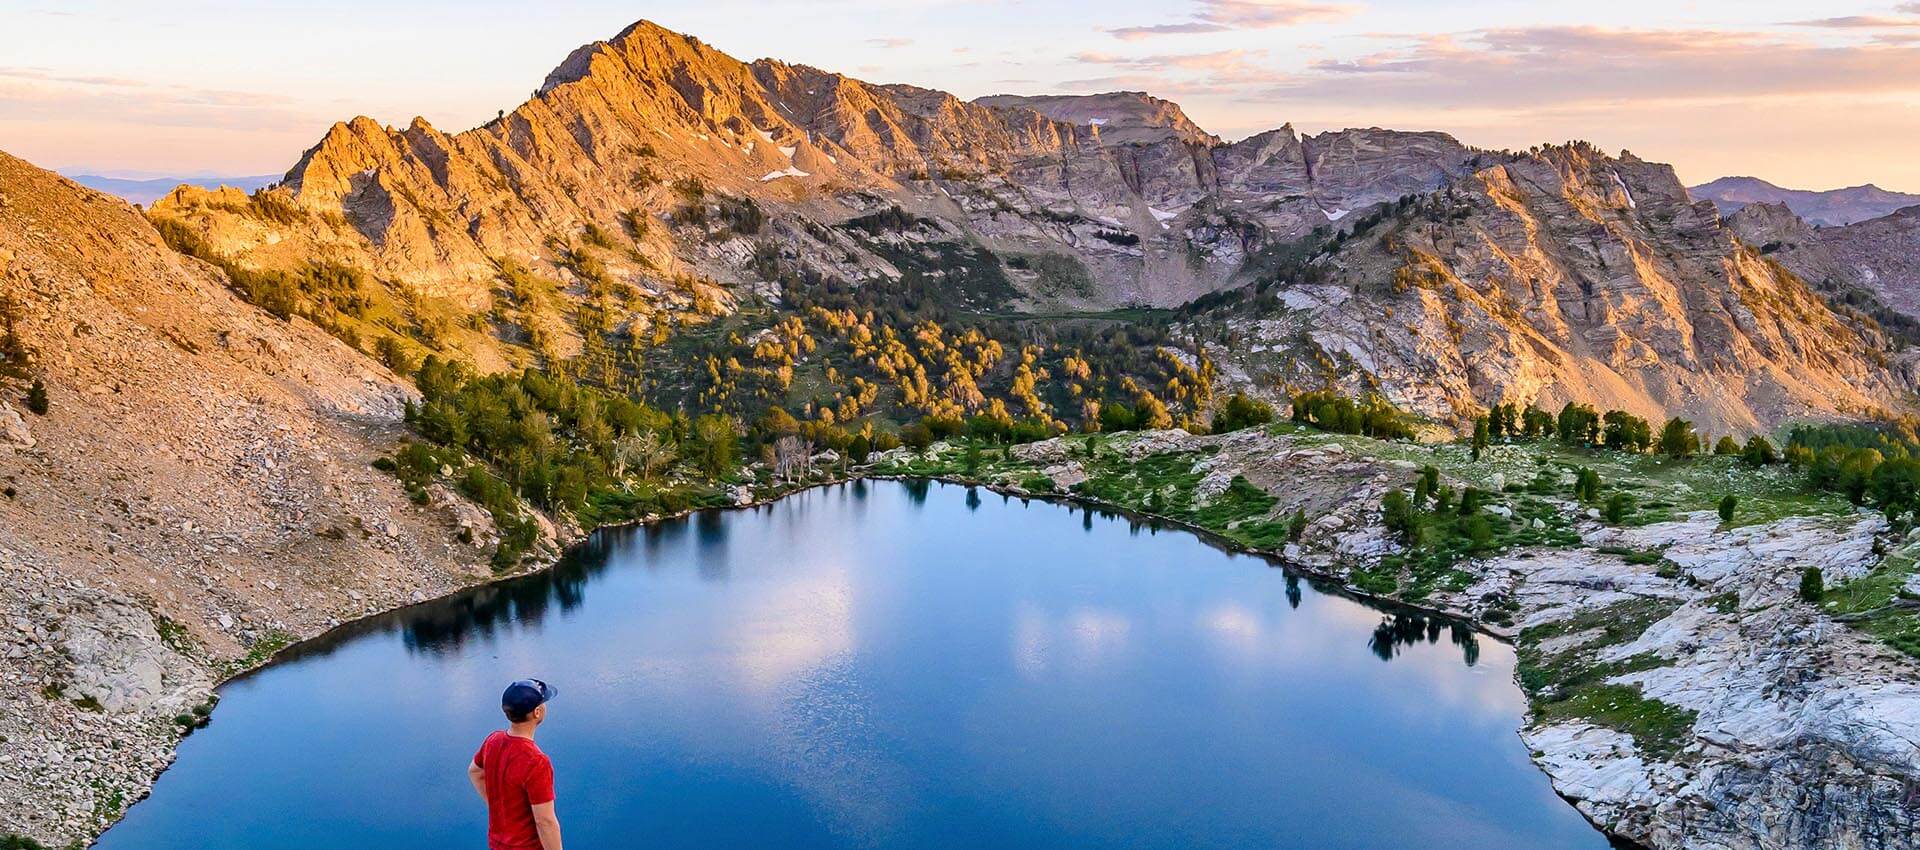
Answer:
[141, 19, 1910, 437]
[1689, 176, 1920, 226]
[65, 173, 278, 206]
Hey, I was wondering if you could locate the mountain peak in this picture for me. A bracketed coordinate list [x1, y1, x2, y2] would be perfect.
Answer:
[1691, 175, 1920, 226]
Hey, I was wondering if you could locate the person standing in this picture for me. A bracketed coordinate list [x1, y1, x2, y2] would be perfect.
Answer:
[469, 679, 562, 850]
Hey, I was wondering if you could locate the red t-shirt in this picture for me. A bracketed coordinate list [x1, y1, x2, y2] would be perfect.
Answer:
[473, 731, 555, 850]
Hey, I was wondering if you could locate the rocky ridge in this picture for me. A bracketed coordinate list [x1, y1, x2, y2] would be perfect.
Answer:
[145, 20, 1913, 435]
[1201, 142, 1910, 434]
[0, 152, 568, 844]
[1730, 201, 1920, 320]
[1691, 175, 1920, 227]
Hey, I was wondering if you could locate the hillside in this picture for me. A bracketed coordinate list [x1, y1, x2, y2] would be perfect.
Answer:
[1195, 144, 1912, 433]
[1690, 176, 1920, 227]
[143, 19, 1914, 437]
[0, 152, 529, 843]
[1729, 201, 1920, 321]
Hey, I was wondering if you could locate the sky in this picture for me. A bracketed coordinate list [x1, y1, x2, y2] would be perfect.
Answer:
[7, 0, 1920, 191]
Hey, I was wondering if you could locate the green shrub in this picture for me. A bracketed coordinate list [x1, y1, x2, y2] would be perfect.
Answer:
[1212, 392, 1274, 433]
[1718, 494, 1738, 523]
[1604, 493, 1631, 523]
[1800, 567, 1825, 603]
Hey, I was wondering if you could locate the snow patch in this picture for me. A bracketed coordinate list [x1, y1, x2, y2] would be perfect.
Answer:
[779, 145, 797, 158]
[1088, 117, 1108, 126]
[761, 167, 811, 181]
[1610, 170, 1638, 209]
[1323, 207, 1350, 221]
[1148, 206, 1179, 224]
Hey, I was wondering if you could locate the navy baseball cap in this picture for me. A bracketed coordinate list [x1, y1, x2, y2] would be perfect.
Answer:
[502, 679, 557, 715]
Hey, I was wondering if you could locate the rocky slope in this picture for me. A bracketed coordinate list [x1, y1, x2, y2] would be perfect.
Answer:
[144, 19, 1912, 436]
[1691, 175, 1920, 227]
[1729, 201, 1920, 319]
[144, 21, 1473, 321]
[883, 427, 1920, 850]
[0, 152, 553, 844]
[1200, 143, 1911, 434]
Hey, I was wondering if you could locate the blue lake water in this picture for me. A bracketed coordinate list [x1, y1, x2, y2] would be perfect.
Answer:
[98, 480, 1613, 849]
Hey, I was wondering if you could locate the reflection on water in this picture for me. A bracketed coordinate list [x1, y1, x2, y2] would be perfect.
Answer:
[1367, 611, 1482, 666]
[101, 481, 1609, 850]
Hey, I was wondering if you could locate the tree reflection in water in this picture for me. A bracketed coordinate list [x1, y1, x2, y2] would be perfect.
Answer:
[1368, 611, 1481, 667]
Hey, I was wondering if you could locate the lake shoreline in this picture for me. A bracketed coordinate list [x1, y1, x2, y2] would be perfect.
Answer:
[97, 475, 1628, 848]
[87, 426, 1919, 850]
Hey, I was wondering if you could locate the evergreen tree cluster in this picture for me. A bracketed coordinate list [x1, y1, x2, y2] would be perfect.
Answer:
[1289, 390, 1416, 440]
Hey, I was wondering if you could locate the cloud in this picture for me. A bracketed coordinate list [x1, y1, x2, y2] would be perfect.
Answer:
[1109, 0, 1354, 41]
[1110, 22, 1231, 40]
[1281, 26, 1920, 108]
[0, 65, 309, 132]
[1785, 14, 1920, 29]
[864, 37, 913, 48]
[1067, 48, 1273, 95]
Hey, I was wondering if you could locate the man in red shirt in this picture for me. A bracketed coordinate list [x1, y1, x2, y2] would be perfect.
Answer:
[469, 679, 563, 850]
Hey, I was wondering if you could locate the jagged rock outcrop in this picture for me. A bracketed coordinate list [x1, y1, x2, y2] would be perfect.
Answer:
[1205, 143, 1910, 434]
[973, 91, 1218, 146]
[0, 151, 547, 844]
[144, 19, 1911, 433]
[1730, 201, 1920, 319]
[149, 20, 1474, 318]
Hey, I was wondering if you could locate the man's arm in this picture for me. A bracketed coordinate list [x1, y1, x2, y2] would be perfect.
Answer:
[467, 762, 487, 801]
[532, 801, 562, 850]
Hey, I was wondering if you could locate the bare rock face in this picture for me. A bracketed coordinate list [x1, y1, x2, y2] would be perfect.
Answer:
[0, 151, 509, 844]
[0, 401, 31, 449]
[1733, 201, 1920, 319]
[147, 20, 1475, 319]
[1207, 144, 1909, 434]
[973, 91, 1218, 146]
[54, 594, 208, 715]
[143, 18, 1911, 432]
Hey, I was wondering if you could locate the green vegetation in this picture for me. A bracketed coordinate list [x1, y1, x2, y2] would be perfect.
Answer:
[1517, 597, 1695, 757]
[1211, 392, 1274, 433]
[391, 357, 744, 568]
[1801, 566, 1826, 603]
[1532, 684, 1698, 758]
[1824, 543, 1920, 658]
[1787, 422, 1920, 520]
[1288, 390, 1415, 439]
[221, 629, 296, 678]
[1374, 469, 1579, 602]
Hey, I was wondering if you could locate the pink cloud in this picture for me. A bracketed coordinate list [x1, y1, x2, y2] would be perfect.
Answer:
[1108, 0, 1354, 41]
[1284, 26, 1920, 107]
